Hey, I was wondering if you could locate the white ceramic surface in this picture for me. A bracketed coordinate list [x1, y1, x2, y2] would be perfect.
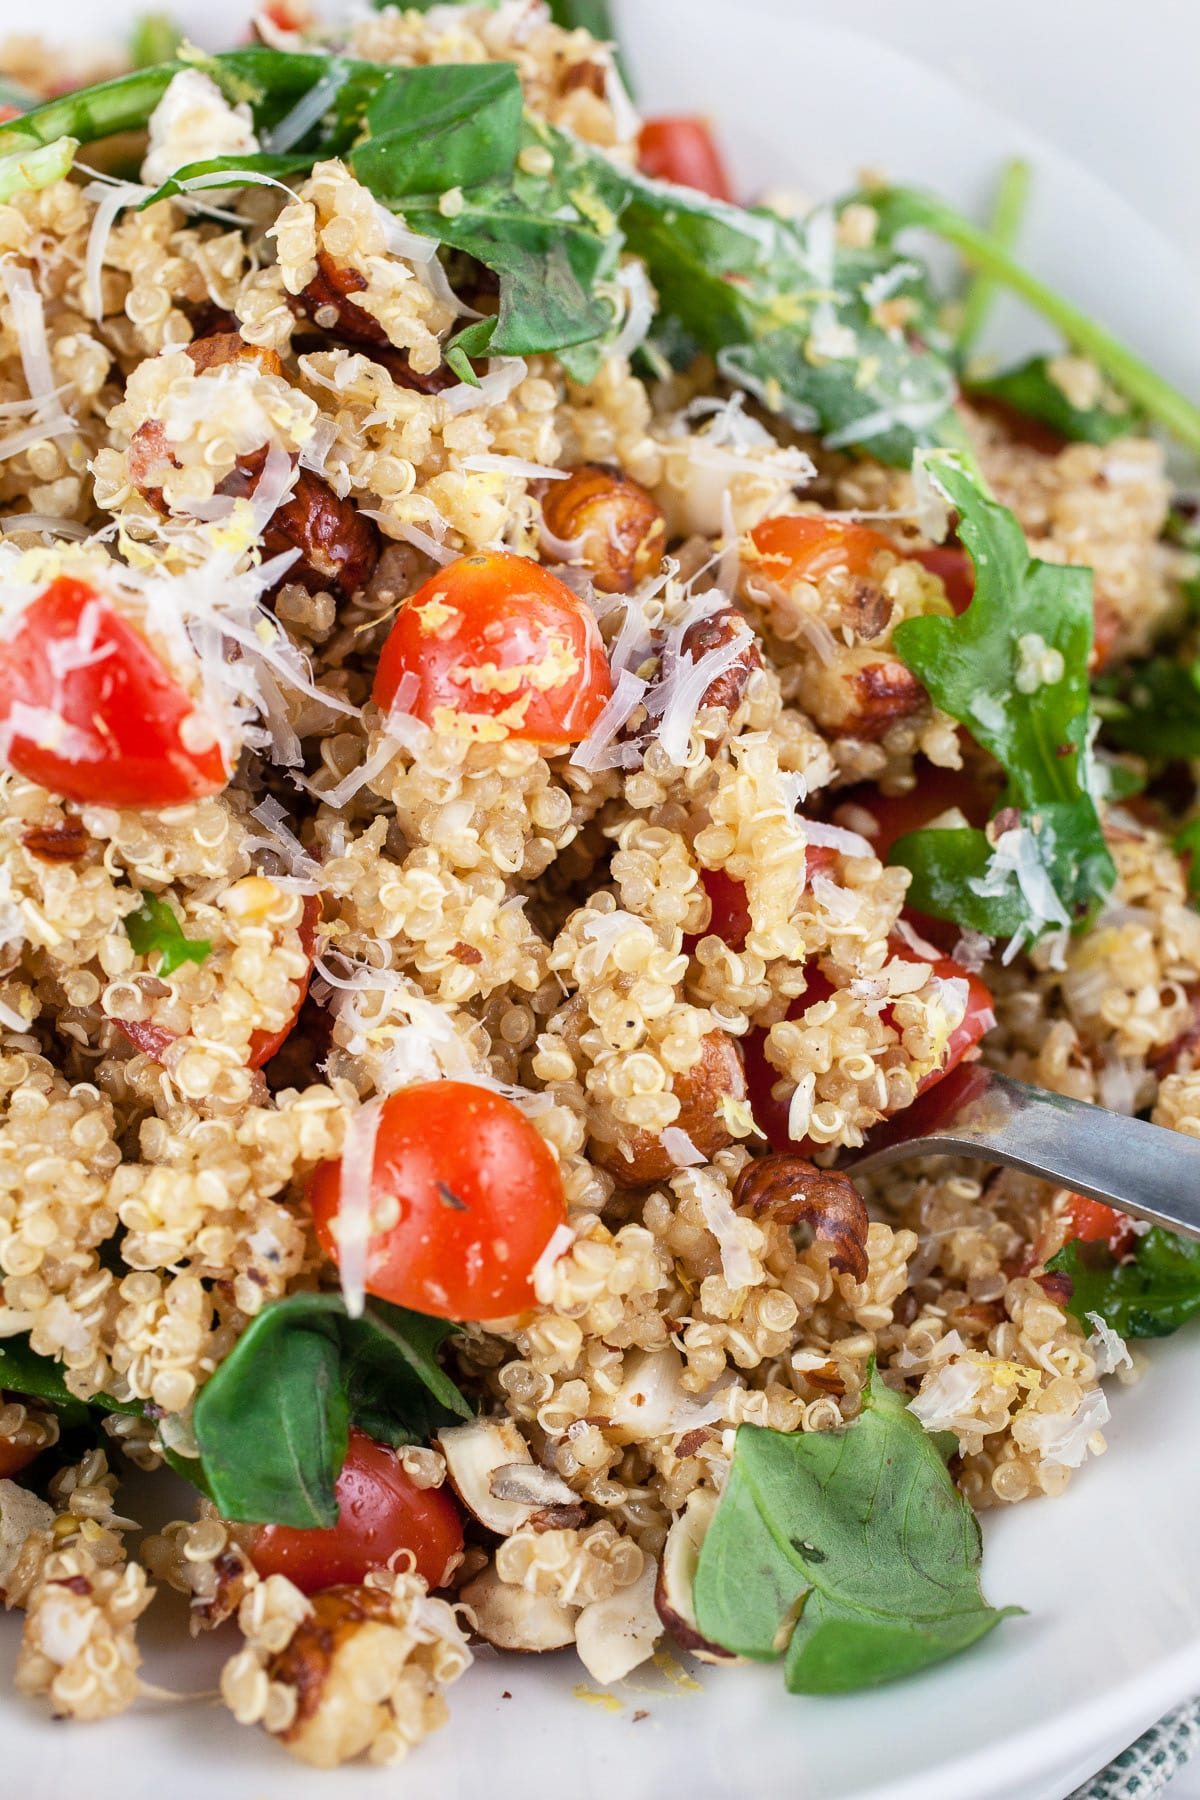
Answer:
[4, 3, 1200, 1797]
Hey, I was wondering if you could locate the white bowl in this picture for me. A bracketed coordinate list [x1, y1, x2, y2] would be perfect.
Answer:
[5, 4, 1200, 1797]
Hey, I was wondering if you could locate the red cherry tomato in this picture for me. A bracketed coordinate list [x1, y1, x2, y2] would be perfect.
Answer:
[0, 577, 228, 808]
[910, 546, 975, 615]
[309, 1081, 568, 1322]
[1059, 1193, 1136, 1259]
[836, 770, 993, 862]
[743, 936, 994, 1152]
[0, 1417, 40, 1480]
[249, 1427, 464, 1594]
[637, 116, 733, 200]
[687, 848, 840, 957]
[246, 894, 322, 1068]
[372, 552, 612, 746]
[750, 515, 899, 588]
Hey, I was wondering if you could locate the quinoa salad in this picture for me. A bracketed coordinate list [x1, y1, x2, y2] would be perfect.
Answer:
[1, 0, 1200, 1772]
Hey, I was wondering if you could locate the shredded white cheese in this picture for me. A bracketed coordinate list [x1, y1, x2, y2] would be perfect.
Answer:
[336, 1098, 384, 1320]
[1085, 1311, 1133, 1376]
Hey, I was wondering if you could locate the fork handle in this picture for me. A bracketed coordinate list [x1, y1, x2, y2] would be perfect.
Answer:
[844, 1065, 1200, 1241]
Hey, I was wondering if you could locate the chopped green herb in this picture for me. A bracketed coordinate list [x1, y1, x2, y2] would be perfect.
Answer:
[124, 891, 212, 977]
[890, 451, 1115, 942]
[191, 1292, 473, 1528]
[1048, 1229, 1200, 1339]
[0, 1336, 141, 1429]
[967, 354, 1143, 445]
[692, 1366, 1019, 1691]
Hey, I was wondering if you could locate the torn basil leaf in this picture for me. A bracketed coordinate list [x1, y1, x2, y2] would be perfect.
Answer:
[891, 451, 1115, 941]
[191, 1292, 473, 1528]
[1048, 1229, 1200, 1339]
[692, 1367, 1018, 1691]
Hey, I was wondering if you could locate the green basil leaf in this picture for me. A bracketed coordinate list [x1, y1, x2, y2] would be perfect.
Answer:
[190, 1292, 472, 1527]
[124, 891, 212, 977]
[192, 1296, 350, 1527]
[353, 62, 523, 202]
[891, 450, 1115, 939]
[967, 354, 1142, 446]
[693, 1367, 1019, 1691]
[1048, 1229, 1200, 1339]
[0, 1336, 140, 1429]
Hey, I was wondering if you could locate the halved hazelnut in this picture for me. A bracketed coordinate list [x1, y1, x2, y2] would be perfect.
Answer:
[460, 1566, 578, 1653]
[654, 1489, 741, 1664]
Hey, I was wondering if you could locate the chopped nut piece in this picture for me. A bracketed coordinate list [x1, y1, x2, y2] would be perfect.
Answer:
[590, 1030, 746, 1185]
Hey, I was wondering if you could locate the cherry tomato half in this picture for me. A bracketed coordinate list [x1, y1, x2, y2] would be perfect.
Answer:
[750, 515, 899, 589]
[743, 935, 994, 1153]
[0, 577, 228, 808]
[246, 894, 322, 1068]
[1030, 1191, 1137, 1269]
[249, 1427, 464, 1594]
[372, 552, 612, 745]
[835, 770, 994, 862]
[637, 116, 734, 200]
[910, 546, 975, 615]
[309, 1081, 568, 1322]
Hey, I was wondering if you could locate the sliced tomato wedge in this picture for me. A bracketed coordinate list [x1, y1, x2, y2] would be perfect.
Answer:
[0, 577, 228, 808]
[750, 515, 899, 588]
[638, 116, 733, 199]
[373, 552, 612, 745]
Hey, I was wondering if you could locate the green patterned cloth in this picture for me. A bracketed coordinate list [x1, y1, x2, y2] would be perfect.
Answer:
[1073, 1702, 1200, 1798]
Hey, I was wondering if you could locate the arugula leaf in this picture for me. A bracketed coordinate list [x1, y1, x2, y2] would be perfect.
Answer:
[353, 62, 524, 202]
[968, 355, 1143, 445]
[401, 117, 628, 374]
[191, 1293, 472, 1527]
[1095, 656, 1200, 761]
[620, 184, 963, 466]
[867, 184, 1200, 457]
[890, 451, 1115, 939]
[124, 891, 212, 977]
[1048, 1229, 1200, 1339]
[139, 150, 315, 209]
[693, 1367, 1018, 1691]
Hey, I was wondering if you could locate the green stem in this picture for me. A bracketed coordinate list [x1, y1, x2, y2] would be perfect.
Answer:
[0, 65, 176, 157]
[956, 157, 1029, 357]
[0, 135, 78, 202]
[873, 183, 1200, 457]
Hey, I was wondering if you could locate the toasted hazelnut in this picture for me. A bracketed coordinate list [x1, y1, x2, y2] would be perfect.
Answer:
[290, 251, 458, 394]
[540, 462, 666, 594]
[679, 606, 763, 724]
[590, 1029, 745, 1185]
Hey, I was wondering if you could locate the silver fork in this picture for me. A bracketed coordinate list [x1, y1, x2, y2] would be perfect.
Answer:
[842, 1064, 1200, 1240]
